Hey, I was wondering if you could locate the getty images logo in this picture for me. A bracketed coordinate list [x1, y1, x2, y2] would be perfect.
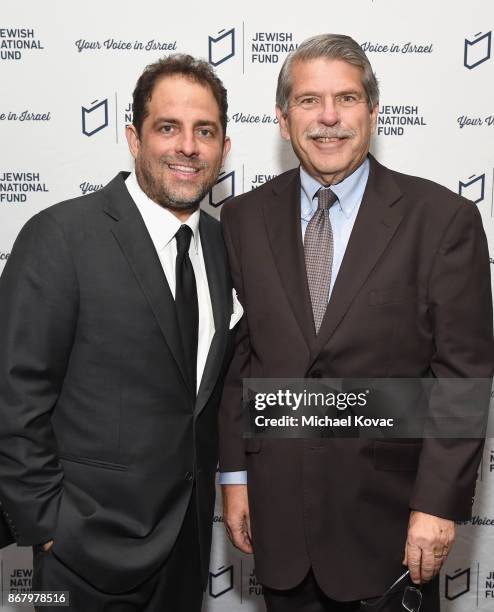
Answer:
[208, 28, 235, 66]
[464, 31, 492, 69]
[209, 170, 235, 207]
[81, 98, 109, 136]
[208, 565, 234, 598]
[459, 173, 485, 204]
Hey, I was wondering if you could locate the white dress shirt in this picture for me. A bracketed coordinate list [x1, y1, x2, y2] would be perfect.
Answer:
[125, 171, 215, 393]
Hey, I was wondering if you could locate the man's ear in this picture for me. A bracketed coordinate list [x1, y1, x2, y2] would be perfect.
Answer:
[125, 124, 140, 159]
[369, 103, 379, 134]
[275, 106, 290, 141]
[221, 136, 232, 166]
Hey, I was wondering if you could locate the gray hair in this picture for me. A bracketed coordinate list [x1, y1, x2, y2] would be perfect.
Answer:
[276, 33, 379, 114]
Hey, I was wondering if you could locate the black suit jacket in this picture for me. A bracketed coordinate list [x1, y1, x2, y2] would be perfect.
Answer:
[0, 172, 234, 593]
[219, 155, 494, 600]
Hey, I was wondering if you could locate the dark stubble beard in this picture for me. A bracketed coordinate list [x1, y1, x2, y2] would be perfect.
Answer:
[135, 154, 222, 213]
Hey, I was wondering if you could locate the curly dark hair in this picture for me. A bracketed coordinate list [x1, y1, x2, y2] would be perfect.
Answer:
[132, 53, 228, 136]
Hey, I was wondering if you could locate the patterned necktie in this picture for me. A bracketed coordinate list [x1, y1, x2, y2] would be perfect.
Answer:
[304, 187, 338, 333]
[175, 225, 198, 394]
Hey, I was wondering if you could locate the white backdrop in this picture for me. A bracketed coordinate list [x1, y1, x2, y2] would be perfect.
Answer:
[1, 0, 493, 609]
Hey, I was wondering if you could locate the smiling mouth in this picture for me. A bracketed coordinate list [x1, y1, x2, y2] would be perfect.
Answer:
[312, 136, 347, 143]
[167, 163, 201, 174]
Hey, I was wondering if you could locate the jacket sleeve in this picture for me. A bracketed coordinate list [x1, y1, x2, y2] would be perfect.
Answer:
[0, 211, 79, 545]
[0, 501, 15, 548]
[410, 201, 494, 520]
[218, 204, 252, 471]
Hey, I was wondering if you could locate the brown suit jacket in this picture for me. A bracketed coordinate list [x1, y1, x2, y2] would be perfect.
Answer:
[219, 155, 493, 601]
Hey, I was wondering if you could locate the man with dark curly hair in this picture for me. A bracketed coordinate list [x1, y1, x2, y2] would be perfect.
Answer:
[0, 54, 234, 611]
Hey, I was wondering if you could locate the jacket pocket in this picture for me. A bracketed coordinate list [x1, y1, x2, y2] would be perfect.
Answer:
[58, 452, 128, 471]
[373, 441, 421, 471]
[369, 286, 417, 306]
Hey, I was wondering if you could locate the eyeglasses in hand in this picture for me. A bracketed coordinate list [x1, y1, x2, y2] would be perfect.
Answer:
[359, 570, 422, 611]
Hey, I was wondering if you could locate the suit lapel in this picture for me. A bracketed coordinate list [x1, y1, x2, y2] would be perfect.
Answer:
[309, 156, 405, 365]
[195, 212, 231, 416]
[101, 173, 190, 393]
[263, 169, 316, 349]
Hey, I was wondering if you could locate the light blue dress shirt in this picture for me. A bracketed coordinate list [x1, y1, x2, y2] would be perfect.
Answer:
[219, 158, 370, 485]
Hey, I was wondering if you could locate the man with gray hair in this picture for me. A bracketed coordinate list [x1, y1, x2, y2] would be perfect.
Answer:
[219, 34, 493, 610]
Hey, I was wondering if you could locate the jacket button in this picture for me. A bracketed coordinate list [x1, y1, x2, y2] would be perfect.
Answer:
[185, 471, 193, 481]
[309, 370, 322, 378]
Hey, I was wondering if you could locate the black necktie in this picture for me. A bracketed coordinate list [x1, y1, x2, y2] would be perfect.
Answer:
[175, 225, 198, 394]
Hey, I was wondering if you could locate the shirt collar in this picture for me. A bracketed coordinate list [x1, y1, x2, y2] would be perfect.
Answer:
[125, 170, 200, 253]
[300, 157, 370, 220]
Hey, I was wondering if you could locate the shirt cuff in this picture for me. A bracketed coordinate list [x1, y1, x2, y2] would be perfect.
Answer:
[218, 471, 248, 485]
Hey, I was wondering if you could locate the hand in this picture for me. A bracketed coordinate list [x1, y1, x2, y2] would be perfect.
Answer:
[42, 539, 54, 552]
[403, 511, 455, 584]
[222, 484, 253, 554]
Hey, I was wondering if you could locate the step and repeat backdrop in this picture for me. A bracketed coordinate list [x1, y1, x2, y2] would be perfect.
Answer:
[1, 0, 494, 610]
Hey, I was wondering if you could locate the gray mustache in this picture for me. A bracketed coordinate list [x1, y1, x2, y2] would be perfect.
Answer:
[306, 128, 355, 139]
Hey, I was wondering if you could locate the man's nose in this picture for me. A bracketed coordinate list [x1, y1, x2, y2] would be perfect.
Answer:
[176, 129, 199, 157]
[318, 98, 339, 126]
